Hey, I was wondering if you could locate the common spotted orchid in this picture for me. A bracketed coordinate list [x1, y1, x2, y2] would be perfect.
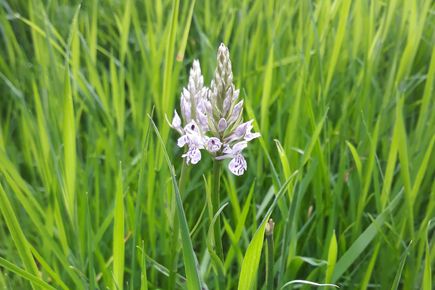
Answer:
[170, 43, 260, 175]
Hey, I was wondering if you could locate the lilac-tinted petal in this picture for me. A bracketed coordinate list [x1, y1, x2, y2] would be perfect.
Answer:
[222, 143, 232, 154]
[218, 118, 227, 132]
[223, 86, 234, 115]
[232, 89, 240, 102]
[232, 141, 248, 153]
[215, 154, 232, 160]
[177, 135, 190, 147]
[245, 132, 261, 141]
[182, 147, 201, 165]
[206, 137, 222, 153]
[228, 154, 247, 176]
[234, 120, 253, 138]
[180, 92, 191, 122]
[196, 100, 209, 131]
[171, 110, 182, 129]
[228, 100, 243, 124]
[184, 120, 200, 134]
[189, 132, 206, 149]
[188, 60, 204, 94]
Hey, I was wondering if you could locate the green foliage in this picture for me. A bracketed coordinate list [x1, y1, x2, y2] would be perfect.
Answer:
[0, 0, 434, 289]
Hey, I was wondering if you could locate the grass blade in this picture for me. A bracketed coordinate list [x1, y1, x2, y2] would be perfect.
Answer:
[0, 257, 55, 290]
[113, 163, 125, 290]
[0, 184, 40, 289]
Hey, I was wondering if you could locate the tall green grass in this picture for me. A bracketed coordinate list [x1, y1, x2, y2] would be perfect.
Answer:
[0, 0, 434, 289]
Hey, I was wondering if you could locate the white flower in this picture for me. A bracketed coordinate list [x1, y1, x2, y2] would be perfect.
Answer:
[179, 131, 204, 164]
[244, 123, 261, 141]
[177, 135, 190, 147]
[180, 88, 192, 123]
[182, 146, 202, 165]
[218, 118, 227, 132]
[228, 154, 247, 176]
[171, 110, 183, 134]
[206, 137, 222, 153]
[196, 97, 210, 132]
[174, 120, 207, 164]
[216, 141, 248, 175]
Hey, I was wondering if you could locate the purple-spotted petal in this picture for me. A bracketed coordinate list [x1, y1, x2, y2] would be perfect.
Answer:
[184, 120, 200, 134]
[182, 147, 201, 164]
[228, 154, 247, 176]
[177, 135, 190, 148]
[206, 137, 222, 153]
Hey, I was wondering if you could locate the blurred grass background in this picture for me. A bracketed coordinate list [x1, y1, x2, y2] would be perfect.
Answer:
[0, 0, 434, 289]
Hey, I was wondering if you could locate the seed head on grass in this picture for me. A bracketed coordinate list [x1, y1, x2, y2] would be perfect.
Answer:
[171, 43, 260, 175]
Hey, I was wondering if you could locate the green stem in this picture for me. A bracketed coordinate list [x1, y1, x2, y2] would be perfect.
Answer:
[211, 160, 223, 260]
[211, 160, 224, 290]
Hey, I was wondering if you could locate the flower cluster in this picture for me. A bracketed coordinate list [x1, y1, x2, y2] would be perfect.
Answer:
[170, 43, 260, 175]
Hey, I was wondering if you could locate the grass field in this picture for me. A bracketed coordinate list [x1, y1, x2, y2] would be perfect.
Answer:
[0, 0, 434, 289]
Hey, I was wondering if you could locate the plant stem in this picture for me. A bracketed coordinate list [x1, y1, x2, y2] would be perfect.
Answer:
[211, 160, 224, 260]
[211, 160, 224, 290]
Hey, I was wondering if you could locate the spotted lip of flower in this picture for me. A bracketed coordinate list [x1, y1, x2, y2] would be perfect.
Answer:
[215, 141, 250, 175]
[182, 146, 202, 165]
[228, 154, 247, 176]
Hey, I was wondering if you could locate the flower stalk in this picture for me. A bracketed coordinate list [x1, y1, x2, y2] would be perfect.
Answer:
[211, 160, 223, 260]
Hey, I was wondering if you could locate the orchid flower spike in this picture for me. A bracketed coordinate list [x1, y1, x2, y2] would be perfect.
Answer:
[170, 43, 260, 175]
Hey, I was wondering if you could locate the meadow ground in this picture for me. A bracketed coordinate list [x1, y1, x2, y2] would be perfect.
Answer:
[0, 0, 434, 289]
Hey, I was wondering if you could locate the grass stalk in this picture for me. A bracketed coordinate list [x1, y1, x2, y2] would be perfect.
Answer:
[265, 219, 275, 290]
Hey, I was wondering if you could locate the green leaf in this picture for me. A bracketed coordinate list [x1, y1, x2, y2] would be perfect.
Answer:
[345, 141, 362, 179]
[0, 184, 40, 289]
[325, 231, 337, 284]
[237, 217, 268, 290]
[0, 257, 56, 290]
[390, 242, 412, 290]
